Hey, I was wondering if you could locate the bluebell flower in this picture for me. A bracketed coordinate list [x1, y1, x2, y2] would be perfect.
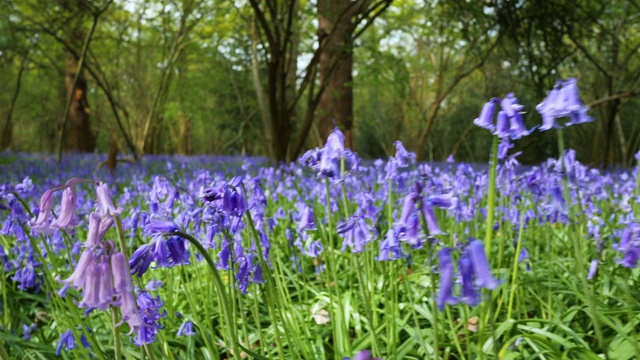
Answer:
[377, 230, 405, 261]
[338, 216, 373, 253]
[144, 220, 180, 235]
[393, 140, 416, 167]
[29, 189, 55, 234]
[56, 329, 91, 356]
[51, 187, 78, 230]
[458, 253, 480, 306]
[146, 279, 163, 291]
[536, 78, 592, 130]
[22, 323, 37, 340]
[436, 248, 458, 310]
[587, 259, 599, 280]
[473, 98, 499, 131]
[614, 223, 640, 268]
[297, 204, 316, 231]
[129, 244, 153, 277]
[465, 239, 499, 289]
[177, 320, 196, 336]
[474, 94, 534, 139]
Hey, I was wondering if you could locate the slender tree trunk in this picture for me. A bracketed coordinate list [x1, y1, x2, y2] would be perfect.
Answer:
[1, 54, 29, 151]
[250, 18, 273, 158]
[317, 0, 354, 148]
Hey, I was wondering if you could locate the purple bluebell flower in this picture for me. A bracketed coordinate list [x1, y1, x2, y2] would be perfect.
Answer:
[297, 204, 316, 231]
[131, 291, 167, 345]
[145, 220, 180, 235]
[146, 279, 163, 291]
[497, 137, 513, 161]
[111, 252, 135, 295]
[56, 329, 90, 356]
[465, 239, 499, 290]
[51, 187, 78, 230]
[217, 239, 231, 270]
[96, 182, 123, 217]
[458, 253, 481, 306]
[393, 141, 416, 167]
[177, 320, 196, 336]
[536, 78, 592, 130]
[423, 203, 445, 236]
[427, 193, 457, 210]
[129, 244, 153, 277]
[29, 189, 55, 234]
[338, 216, 373, 253]
[350, 350, 382, 360]
[473, 98, 499, 131]
[614, 223, 640, 268]
[61, 249, 98, 288]
[587, 259, 598, 280]
[436, 248, 458, 310]
[22, 323, 37, 340]
[79, 261, 115, 311]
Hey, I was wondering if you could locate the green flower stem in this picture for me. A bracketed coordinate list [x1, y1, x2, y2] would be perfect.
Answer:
[418, 208, 438, 358]
[484, 135, 499, 258]
[324, 178, 350, 357]
[173, 231, 241, 359]
[243, 213, 287, 360]
[111, 307, 122, 359]
[506, 213, 525, 319]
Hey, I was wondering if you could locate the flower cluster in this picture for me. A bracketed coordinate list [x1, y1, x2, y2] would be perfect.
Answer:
[31, 180, 163, 346]
[436, 239, 499, 310]
[536, 78, 592, 130]
[301, 127, 358, 180]
[473, 93, 534, 139]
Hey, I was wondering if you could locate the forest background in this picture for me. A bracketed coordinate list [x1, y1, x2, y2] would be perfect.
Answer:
[0, 0, 638, 167]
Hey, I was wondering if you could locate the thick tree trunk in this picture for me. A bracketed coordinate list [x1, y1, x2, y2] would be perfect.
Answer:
[64, 45, 95, 152]
[317, 0, 354, 148]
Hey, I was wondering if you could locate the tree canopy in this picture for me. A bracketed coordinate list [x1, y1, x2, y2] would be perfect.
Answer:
[1, 0, 639, 166]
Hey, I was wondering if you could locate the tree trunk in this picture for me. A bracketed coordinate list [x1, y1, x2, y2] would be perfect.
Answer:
[64, 41, 95, 152]
[317, 0, 354, 148]
[2, 54, 29, 151]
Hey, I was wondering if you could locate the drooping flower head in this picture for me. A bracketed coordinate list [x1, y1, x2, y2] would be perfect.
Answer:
[536, 78, 593, 130]
[473, 94, 534, 139]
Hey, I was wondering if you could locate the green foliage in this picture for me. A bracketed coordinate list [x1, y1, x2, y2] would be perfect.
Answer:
[0, 0, 639, 165]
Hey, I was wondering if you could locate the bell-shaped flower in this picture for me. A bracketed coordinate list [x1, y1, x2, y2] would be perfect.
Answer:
[96, 182, 123, 217]
[613, 222, 640, 268]
[465, 239, 499, 290]
[297, 204, 316, 231]
[458, 253, 481, 306]
[177, 321, 196, 336]
[423, 203, 445, 236]
[436, 248, 458, 310]
[129, 244, 153, 277]
[61, 249, 97, 289]
[145, 220, 180, 235]
[111, 252, 134, 295]
[52, 187, 78, 230]
[536, 78, 592, 131]
[79, 262, 115, 311]
[473, 98, 499, 131]
[30, 189, 55, 234]
[56, 329, 90, 356]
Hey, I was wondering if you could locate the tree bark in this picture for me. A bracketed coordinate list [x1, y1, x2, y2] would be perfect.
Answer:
[317, 0, 354, 148]
[63, 49, 95, 152]
[1, 53, 29, 151]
